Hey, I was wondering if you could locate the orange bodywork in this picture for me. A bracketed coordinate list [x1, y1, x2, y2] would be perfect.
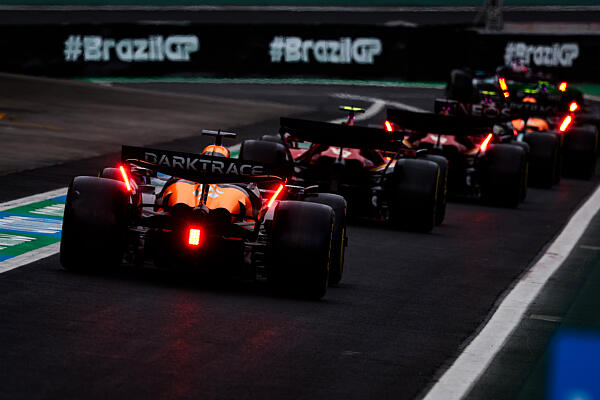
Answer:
[511, 118, 550, 132]
[202, 145, 230, 158]
[162, 181, 255, 220]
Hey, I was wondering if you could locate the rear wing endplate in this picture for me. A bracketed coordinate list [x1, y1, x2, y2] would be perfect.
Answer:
[122, 145, 287, 184]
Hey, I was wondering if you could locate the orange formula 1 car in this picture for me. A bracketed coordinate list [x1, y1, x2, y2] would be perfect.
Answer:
[59, 130, 347, 298]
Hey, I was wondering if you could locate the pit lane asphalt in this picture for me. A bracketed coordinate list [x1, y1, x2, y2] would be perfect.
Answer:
[1, 77, 599, 400]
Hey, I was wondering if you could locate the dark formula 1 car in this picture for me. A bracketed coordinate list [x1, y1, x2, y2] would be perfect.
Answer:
[385, 107, 528, 208]
[434, 96, 598, 183]
[446, 62, 584, 113]
[276, 110, 447, 232]
[60, 130, 347, 298]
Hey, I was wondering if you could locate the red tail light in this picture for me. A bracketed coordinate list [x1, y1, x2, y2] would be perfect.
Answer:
[119, 165, 132, 192]
[188, 228, 201, 246]
[503, 91, 510, 99]
[480, 133, 493, 153]
[559, 82, 567, 92]
[498, 78, 508, 91]
[559, 115, 572, 132]
[569, 101, 579, 112]
[267, 184, 284, 208]
[384, 120, 393, 132]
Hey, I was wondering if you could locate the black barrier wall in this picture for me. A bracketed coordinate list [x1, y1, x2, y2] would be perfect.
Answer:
[0, 23, 598, 82]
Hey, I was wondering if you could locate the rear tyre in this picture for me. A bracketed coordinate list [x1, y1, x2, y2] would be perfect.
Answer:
[423, 155, 448, 226]
[480, 144, 526, 208]
[305, 193, 347, 285]
[563, 125, 598, 180]
[269, 201, 334, 299]
[507, 142, 530, 200]
[60, 176, 129, 271]
[524, 132, 559, 188]
[390, 159, 439, 232]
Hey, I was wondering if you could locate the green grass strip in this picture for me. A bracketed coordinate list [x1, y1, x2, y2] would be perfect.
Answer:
[79, 76, 600, 98]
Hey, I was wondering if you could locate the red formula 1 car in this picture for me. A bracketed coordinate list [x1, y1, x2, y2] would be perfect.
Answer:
[434, 96, 598, 183]
[60, 130, 347, 298]
[385, 107, 528, 208]
[274, 107, 448, 232]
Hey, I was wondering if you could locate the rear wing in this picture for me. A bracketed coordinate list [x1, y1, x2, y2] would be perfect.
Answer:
[386, 108, 494, 136]
[122, 145, 287, 184]
[434, 98, 561, 120]
[279, 117, 405, 151]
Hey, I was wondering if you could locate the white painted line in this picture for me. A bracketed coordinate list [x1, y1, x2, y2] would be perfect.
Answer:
[580, 245, 600, 251]
[528, 314, 562, 323]
[384, 20, 418, 27]
[584, 94, 600, 103]
[0, 187, 67, 212]
[329, 96, 387, 124]
[332, 93, 427, 113]
[422, 182, 600, 400]
[0, 188, 67, 274]
[0, 243, 60, 274]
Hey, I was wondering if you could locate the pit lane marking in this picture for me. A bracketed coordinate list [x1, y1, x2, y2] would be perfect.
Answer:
[0, 188, 67, 274]
[422, 182, 600, 400]
[331, 93, 427, 113]
[580, 245, 600, 251]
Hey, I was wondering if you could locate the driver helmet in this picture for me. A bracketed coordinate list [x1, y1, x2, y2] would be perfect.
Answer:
[202, 145, 230, 158]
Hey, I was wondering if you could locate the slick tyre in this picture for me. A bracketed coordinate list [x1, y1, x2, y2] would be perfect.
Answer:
[60, 176, 129, 271]
[390, 159, 439, 233]
[563, 125, 598, 180]
[305, 193, 347, 285]
[481, 144, 526, 208]
[423, 155, 448, 225]
[269, 201, 334, 299]
[446, 69, 474, 102]
[239, 139, 289, 165]
[507, 141, 530, 200]
[100, 167, 121, 181]
[261, 134, 285, 145]
[524, 132, 559, 188]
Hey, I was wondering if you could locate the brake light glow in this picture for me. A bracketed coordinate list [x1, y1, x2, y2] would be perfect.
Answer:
[559, 82, 567, 92]
[480, 133, 493, 152]
[559, 115, 572, 132]
[569, 101, 579, 112]
[188, 228, 201, 246]
[498, 78, 508, 91]
[119, 165, 132, 192]
[384, 120, 393, 132]
[267, 184, 284, 208]
[503, 91, 510, 98]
